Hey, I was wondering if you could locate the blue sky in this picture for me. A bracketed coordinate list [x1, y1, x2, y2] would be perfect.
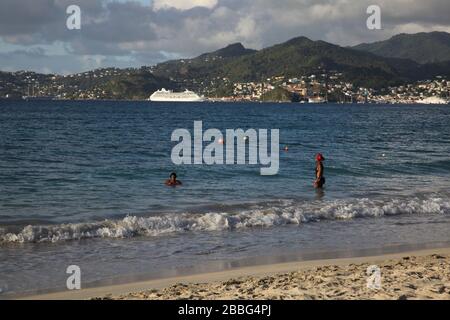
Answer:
[0, 0, 449, 74]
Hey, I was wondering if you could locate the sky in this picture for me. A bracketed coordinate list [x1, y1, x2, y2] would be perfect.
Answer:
[0, 0, 449, 74]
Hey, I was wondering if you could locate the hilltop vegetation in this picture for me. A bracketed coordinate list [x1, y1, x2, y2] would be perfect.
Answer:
[353, 32, 450, 64]
[261, 87, 298, 102]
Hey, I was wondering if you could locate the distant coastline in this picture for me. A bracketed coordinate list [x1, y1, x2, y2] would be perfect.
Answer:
[1, 97, 448, 105]
[1, 32, 449, 104]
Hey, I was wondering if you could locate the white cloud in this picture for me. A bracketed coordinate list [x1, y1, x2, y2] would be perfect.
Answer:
[390, 23, 450, 35]
[1, 0, 450, 73]
[152, 0, 218, 11]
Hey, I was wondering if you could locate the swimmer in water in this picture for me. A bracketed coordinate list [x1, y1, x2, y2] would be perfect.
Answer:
[165, 172, 182, 186]
[314, 153, 326, 189]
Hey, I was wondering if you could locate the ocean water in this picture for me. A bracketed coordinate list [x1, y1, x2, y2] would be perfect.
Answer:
[1, 100, 450, 296]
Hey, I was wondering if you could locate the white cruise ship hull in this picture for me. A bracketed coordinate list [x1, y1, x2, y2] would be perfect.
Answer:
[149, 96, 205, 102]
[149, 89, 205, 102]
[417, 97, 448, 105]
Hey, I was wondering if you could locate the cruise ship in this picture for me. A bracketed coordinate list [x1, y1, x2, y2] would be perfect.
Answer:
[149, 89, 205, 102]
[418, 97, 448, 105]
[308, 96, 327, 104]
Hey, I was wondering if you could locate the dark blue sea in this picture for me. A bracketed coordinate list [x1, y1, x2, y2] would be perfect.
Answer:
[1, 100, 450, 296]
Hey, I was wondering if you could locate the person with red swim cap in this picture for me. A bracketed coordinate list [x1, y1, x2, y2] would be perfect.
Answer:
[314, 153, 326, 189]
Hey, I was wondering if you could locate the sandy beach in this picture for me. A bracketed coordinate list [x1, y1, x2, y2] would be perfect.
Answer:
[22, 247, 450, 300]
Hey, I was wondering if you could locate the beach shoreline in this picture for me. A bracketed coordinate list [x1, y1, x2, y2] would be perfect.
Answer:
[18, 246, 450, 300]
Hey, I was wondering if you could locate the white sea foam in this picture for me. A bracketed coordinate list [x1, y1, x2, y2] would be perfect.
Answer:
[1, 197, 449, 243]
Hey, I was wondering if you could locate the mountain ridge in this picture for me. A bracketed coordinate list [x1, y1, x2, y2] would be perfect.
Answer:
[199, 42, 257, 59]
[152, 33, 448, 92]
[1, 32, 449, 99]
[352, 31, 450, 64]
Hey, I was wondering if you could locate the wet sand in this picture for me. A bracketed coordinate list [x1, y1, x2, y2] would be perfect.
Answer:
[22, 247, 450, 300]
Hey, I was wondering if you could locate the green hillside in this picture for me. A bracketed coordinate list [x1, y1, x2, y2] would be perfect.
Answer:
[152, 35, 450, 93]
[353, 32, 450, 64]
[2, 33, 450, 100]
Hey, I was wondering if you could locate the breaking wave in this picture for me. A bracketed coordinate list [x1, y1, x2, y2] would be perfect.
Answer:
[1, 196, 449, 244]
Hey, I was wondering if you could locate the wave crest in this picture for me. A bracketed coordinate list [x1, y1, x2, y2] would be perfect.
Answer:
[1, 197, 449, 243]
